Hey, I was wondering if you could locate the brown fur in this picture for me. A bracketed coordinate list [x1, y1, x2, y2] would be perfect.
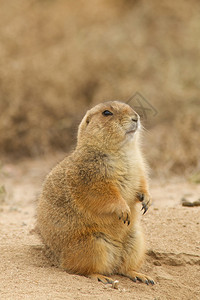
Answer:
[37, 101, 154, 286]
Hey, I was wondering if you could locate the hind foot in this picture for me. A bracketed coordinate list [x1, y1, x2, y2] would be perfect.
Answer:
[123, 270, 154, 285]
[88, 273, 119, 289]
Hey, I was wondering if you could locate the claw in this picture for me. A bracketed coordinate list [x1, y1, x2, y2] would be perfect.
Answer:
[132, 277, 137, 282]
[143, 207, 148, 214]
[126, 213, 130, 226]
[123, 213, 129, 225]
[117, 208, 130, 225]
[141, 199, 150, 215]
[142, 205, 147, 214]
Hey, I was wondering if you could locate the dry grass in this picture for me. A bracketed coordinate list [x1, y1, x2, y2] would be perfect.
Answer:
[0, 0, 199, 176]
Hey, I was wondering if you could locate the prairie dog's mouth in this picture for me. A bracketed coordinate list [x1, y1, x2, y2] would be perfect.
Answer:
[126, 129, 136, 134]
[126, 122, 139, 134]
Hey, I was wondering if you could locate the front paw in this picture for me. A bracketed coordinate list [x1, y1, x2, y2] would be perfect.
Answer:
[115, 205, 131, 226]
[137, 193, 152, 214]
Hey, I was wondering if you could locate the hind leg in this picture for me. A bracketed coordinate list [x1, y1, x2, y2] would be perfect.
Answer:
[118, 228, 154, 285]
[60, 236, 120, 288]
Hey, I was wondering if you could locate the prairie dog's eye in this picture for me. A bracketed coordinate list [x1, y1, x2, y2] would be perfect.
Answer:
[102, 110, 113, 116]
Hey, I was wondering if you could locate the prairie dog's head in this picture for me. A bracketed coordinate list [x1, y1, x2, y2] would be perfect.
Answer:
[77, 101, 141, 151]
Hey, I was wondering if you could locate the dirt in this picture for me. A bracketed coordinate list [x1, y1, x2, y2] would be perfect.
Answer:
[0, 154, 200, 300]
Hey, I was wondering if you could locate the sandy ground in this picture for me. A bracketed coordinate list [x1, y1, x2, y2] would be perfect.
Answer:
[0, 154, 200, 300]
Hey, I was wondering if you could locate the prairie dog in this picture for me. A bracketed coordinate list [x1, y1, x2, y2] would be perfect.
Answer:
[37, 101, 154, 287]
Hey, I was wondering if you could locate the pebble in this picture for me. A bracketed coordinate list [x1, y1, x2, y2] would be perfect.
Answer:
[181, 197, 200, 207]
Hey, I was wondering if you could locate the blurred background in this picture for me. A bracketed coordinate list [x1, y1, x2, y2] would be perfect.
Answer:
[0, 0, 199, 178]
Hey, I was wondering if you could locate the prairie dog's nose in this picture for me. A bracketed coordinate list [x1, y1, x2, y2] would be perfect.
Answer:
[131, 113, 139, 123]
